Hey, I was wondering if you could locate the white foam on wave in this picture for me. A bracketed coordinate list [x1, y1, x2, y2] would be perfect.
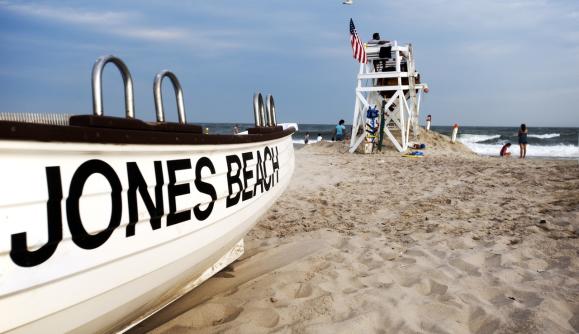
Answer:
[458, 134, 501, 144]
[464, 143, 579, 158]
[293, 139, 322, 145]
[528, 133, 560, 139]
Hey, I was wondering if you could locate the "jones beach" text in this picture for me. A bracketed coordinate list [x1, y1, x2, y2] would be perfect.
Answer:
[9, 146, 280, 267]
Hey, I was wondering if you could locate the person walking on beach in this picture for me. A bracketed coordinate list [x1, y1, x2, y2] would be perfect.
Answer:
[518, 124, 528, 159]
[500, 143, 512, 157]
[304, 132, 310, 144]
[333, 120, 347, 141]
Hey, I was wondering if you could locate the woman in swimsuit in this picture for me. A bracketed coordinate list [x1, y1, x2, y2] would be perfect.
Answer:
[518, 124, 528, 159]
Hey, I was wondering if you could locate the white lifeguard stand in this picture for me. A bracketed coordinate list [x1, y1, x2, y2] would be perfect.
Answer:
[349, 41, 428, 153]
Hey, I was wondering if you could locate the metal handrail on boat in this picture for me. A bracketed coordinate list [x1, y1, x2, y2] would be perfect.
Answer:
[266, 95, 276, 126]
[92, 55, 135, 119]
[153, 70, 187, 124]
[254, 92, 278, 127]
[253, 92, 265, 127]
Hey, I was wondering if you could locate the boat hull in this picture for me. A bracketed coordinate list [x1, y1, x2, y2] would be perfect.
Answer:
[0, 135, 294, 333]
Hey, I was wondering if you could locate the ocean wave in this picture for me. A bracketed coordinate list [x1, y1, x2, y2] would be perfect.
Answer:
[293, 139, 322, 144]
[528, 133, 560, 139]
[458, 134, 501, 144]
[463, 143, 579, 158]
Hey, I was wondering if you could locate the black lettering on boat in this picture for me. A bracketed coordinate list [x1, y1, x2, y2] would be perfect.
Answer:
[263, 147, 272, 191]
[272, 146, 280, 185]
[10, 167, 64, 267]
[66, 159, 122, 250]
[241, 152, 254, 201]
[253, 150, 265, 195]
[193, 157, 216, 221]
[9, 145, 283, 267]
[126, 161, 165, 237]
[226, 155, 242, 208]
[166, 159, 191, 226]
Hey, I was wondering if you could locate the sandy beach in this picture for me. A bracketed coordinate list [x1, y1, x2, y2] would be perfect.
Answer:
[133, 131, 579, 334]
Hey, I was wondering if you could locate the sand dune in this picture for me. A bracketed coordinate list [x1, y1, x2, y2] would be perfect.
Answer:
[133, 131, 579, 334]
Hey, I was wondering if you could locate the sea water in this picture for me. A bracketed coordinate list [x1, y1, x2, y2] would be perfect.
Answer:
[200, 123, 578, 159]
[432, 126, 579, 159]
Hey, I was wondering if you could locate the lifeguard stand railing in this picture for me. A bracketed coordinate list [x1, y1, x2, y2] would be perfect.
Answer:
[349, 40, 428, 153]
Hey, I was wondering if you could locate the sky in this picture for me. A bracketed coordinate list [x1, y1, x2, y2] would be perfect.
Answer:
[0, 0, 578, 127]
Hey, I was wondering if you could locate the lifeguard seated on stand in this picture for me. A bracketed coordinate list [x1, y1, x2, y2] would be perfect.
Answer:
[365, 34, 418, 99]
[366, 33, 391, 72]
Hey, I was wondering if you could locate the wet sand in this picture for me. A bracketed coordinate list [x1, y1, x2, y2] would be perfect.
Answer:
[133, 131, 579, 334]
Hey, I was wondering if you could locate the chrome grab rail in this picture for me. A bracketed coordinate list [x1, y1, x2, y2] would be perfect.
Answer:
[153, 70, 186, 124]
[91, 55, 135, 118]
[266, 94, 276, 126]
[253, 92, 266, 127]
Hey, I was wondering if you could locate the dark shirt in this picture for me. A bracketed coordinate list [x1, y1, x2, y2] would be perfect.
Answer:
[518, 130, 528, 144]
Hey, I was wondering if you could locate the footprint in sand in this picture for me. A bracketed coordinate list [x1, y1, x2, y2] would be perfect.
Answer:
[277, 282, 314, 300]
[167, 303, 242, 330]
[489, 294, 515, 307]
[484, 253, 502, 268]
[469, 307, 501, 334]
[509, 289, 544, 308]
[405, 249, 428, 258]
[379, 251, 398, 261]
[398, 257, 417, 265]
[237, 308, 280, 328]
[342, 287, 357, 294]
[430, 249, 448, 259]
[449, 258, 481, 277]
[392, 270, 422, 288]
[417, 279, 448, 296]
[295, 283, 313, 298]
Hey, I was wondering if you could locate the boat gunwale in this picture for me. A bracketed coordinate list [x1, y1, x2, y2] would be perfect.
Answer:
[0, 117, 295, 146]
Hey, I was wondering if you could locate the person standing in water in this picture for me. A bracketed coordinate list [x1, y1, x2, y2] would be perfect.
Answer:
[518, 124, 528, 159]
[333, 120, 347, 141]
[304, 132, 310, 144]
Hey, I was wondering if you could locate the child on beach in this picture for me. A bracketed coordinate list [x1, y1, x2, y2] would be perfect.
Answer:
[518, 124, 528, 159]
[317, 133, 323, 142]
[333, 120, 346, 141]
[500, 143, 512, 157]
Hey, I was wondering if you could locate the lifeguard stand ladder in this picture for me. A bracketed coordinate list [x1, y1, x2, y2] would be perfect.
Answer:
[349, 41, 428, 153]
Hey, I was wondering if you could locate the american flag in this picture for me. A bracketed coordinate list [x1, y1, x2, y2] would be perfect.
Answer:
[349, 19, 367, 63]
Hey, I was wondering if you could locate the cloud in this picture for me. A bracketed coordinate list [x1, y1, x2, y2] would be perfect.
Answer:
[0, 1, 129, 24]
[0, 1, 204, 43]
